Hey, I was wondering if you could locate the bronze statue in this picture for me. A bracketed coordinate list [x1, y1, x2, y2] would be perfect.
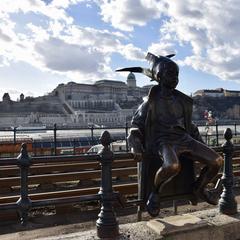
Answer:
[116, 52, 223, 217]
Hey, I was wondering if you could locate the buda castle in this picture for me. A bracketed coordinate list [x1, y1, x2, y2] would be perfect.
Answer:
[0, 73, 152, 128]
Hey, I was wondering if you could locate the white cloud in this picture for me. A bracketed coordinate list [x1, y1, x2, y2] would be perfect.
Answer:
[148, 42, 176, 57]
[0, 29, 12, 42]
[0, 0, 146, 82]
[98, 0, 166, 31]
[160, 1, 240, 81]
[2, 0, 239, 87]
[99, 0, 240, 83]
[35, 37, 107, 73]
[0, 0, 75, 25]
[120, 44, 145, 60]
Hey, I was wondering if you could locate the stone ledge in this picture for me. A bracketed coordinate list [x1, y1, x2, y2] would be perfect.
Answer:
[147, 206, 240, 240]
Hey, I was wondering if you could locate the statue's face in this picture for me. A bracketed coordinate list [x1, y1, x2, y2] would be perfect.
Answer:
[159, 62, 179, 89]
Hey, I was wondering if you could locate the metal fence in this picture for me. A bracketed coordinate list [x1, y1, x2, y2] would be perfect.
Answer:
[0, 122, 240, 157]
[0, 129, 239, 238]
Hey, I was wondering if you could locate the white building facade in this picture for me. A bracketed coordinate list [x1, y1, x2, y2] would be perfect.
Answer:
[0, 73, 152, 128]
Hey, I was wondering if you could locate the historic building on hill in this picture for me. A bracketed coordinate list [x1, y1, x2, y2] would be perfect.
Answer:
[192, 88, 240, 121]
[50, 73, 151, 127]
[0, 73, 152, 128]
[193, 88, 240, 97]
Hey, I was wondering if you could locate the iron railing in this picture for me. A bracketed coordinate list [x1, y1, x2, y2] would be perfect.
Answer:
[0, 122, 240, 157]
[0, 129, 239, 238]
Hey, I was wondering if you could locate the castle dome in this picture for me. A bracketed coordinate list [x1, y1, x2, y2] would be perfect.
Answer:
[127, 72, 136, 80]
[127, 72, 136, 88]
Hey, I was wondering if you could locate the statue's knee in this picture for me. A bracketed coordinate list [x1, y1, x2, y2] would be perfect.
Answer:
[216, 156, 224, 168]
[211, 156, 223, 170]
[164, 163, 181, 175]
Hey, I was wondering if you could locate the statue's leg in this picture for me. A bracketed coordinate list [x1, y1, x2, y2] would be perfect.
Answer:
[146, 144, 181, 217]
[188, 140, 223, 204]
[154, 145, 181, 193]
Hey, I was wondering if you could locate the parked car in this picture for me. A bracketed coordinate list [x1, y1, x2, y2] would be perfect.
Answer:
[87, 140, 127, 154]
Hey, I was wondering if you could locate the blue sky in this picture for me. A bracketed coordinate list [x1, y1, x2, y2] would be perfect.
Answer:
[0, 0, 240, 100]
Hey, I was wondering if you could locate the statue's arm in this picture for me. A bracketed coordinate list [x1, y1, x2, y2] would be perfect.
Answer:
[190, 122, 205, 144]
[128, 101, 149, 161]
[131, 100, 149, 133]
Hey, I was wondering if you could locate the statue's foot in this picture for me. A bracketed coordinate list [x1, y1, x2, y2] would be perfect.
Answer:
[146, 192, 160, 217]
[194, 188, 219, 205]
[189, 194, 198, 206]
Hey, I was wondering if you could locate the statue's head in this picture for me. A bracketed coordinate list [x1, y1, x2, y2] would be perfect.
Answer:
[147, 53, 179, 89]
[116, 52, 179, 89]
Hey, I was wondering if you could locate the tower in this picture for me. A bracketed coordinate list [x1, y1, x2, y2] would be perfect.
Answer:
[20, 93, 24, 102]
[127, 72, 136, 88]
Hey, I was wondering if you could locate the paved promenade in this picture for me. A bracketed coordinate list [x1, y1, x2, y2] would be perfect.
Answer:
[2, 206, 240, 240]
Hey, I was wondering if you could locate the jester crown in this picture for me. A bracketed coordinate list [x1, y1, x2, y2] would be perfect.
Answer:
[116, 52, 177, 82]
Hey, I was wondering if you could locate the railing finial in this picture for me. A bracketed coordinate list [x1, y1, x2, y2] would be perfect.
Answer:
[224, 128, 232, 141]
[100, 130, 112, 148]
[17, 143, 30, 166]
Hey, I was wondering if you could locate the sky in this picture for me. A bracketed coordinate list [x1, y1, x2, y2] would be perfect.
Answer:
[1, 0, 240, 100]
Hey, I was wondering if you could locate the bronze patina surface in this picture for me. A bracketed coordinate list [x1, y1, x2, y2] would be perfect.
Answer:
[117, 52, 223, 217]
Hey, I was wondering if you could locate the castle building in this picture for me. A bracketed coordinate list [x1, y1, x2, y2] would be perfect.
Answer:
[193, 88, 225, 97]
[51, 73, 152, 127]
[193, 88, 240, 97]
[0, 73, 153, 128]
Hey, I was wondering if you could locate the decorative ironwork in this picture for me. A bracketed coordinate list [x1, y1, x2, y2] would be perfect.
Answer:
[16, 143, 32, 225]
[219, 128, 237, 215]
[96, 130, 119, 238]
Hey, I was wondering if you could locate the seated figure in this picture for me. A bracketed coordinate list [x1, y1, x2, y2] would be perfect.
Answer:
[116, 53, 223, 217]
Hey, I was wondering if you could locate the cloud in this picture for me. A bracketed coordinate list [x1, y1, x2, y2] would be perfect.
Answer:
[35, 37, 106, 73]
[97, 0, 240, 82]
[62, 26, 123, 53]
[0, 29, 12, 42]
[0, 0, 147, 81]
[148, 42, 176, 56]
[161, 1, 240, 81]
[98, 0, 166, 31]
[2, 0, 239, 86]
[0, 0, 75, 24]
[120, 44, 145, 60]
[34, 33, 145, 79]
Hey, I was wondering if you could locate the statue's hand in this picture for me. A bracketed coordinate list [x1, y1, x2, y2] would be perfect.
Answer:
[133, 152, 143, 162]
[127, 128, 144, 162]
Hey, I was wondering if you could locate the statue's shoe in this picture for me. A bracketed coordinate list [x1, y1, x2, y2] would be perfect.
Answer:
[189, 194, 198, 206]
[146, 192, 160, 217]
[193, 178, 222, 205]
[193, 188, 219, 205]
[201, 189, 219, 205]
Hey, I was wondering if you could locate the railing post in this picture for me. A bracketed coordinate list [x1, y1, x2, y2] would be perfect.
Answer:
[13, 127, 17, 144]
[16, 143, 32, 225]
[219, 128, 237, 215]
[90, 124, 94, 145]
[125, 122, 129, 152]
[54, 123, 57, 156]
[234, 122, 237, 136]
[205, 132, 208, 145]
[215, 122, 219, 146]
[73, 139, 76, 155]
[96, 131, 119, 239]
